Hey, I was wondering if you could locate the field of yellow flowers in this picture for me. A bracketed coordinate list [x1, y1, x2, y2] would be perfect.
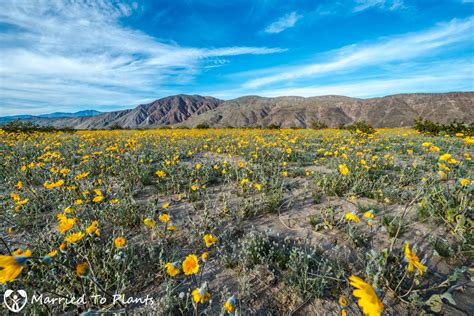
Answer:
[1, 127, 472, 315]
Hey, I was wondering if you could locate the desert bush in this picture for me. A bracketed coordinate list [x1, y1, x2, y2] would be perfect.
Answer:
[413, 117, 472, 136]
[310, 120, 328, 129]
[195, 123, 210, 129]
[1, 120, 75, 133]
[266, 123, 281, 129]
[108, 123, 127, 130]
[344, 121, 376, 135]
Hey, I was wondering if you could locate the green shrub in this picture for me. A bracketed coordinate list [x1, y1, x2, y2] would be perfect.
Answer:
[266, 123, 281, 129]
[108, 123, 128, 130]
[1, 121, 75, 133]
[344, 121, 376, 135]
[195, 123, 210, 129]
[413, 117, 472, 136]
[310, 120, 328, 129]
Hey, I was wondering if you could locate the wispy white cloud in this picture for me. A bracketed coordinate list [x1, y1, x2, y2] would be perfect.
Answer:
[306, 0, 406, 19]
[353, 0, 405, 12]
[210, 59, 473, 99]
[0, 0, 283, 115]
[264, 12, 302, 34]
[257, 68, 473, 98]
[243, 17, 473, 89]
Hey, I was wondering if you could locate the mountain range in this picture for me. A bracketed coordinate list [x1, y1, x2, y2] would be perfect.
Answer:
[0, 110, 102, 124]
[1, 92, 473, 129]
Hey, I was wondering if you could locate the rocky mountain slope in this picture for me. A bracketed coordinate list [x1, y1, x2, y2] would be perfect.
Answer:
[31, 95, 223, 129]
[3, 92, 473, 129]
[179, 92, 474, 128]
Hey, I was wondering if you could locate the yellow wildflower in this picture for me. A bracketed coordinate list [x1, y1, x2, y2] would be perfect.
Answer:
[59, 243, 68, 252]
[182, 254, 199, 275]
[349, 275, 384, 316]
[74, 172, 90, 181]
[92, 195, 104, 203]
[339, 164, 349, 176]
[437, 163, 450, 172]
[43, 250, 58, 263]
[404, 242, 426, 275]
[76, 262, 89, 277]
[47, 250, 58, 257]
[345, 212, 360, 223]
[192, 283, 211, 304]
[0, 249, 32, 284]
[447, 158, 457, 165]
[85, 221, 100, 236]
[10, 192, 20, 201]
[224, 296, 237, 313]
[159, 213, 170, 223]
[114, 237, 126, 248]
[155, 170, 166, 178]
[204, 234, 218, 247]
[144, 218, 156, 227]
[363, 211, 374, 219]
[57, 214, 77, 234]
[64, 232, 85, 243]
[43, 179, 64, 189]
[164, 262, 180, 277]
[64, 207, 74, 214]
[439, 153, 451, 161]
[438, 170, 447, 180]
[339, 296, 348, 307]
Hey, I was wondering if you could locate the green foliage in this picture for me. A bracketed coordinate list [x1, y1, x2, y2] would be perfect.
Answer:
[413, 117, 472, 136]
[416, 184, 472, 239]
[1, 120, 75, 133]
[382, 215, 405, 238]
[285, 246, 344, 299]
[108, 123, 128, 130]
[266, 123, 281, 129]
[195, 123, 210, 129]
[308, 207, 339, 231]
[236, 231, 345, 299]
[310, 120, 328, 130]
[263, 191, 284, 214]
[344, 121, 376, 135]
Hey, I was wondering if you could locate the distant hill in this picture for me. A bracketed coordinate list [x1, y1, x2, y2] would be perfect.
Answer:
[38, 110, 102, 118]
[180, 92, 474, 128]
[0, 110, 102, 124]
[1, 92, 473, 129]
[23, 95, 223, 129]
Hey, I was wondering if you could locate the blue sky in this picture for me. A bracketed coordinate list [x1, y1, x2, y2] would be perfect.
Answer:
[0, 0, 473, 115]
